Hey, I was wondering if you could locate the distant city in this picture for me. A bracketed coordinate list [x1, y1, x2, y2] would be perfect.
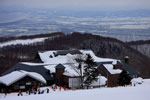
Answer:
[0, 8, 150, 41]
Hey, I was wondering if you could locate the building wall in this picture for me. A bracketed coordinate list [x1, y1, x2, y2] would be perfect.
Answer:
[113, 65, 122, 70]
[10, 76, 44, 92]
[98, 65, 108, 77]
[55, 68, 65, 86]
[63, 75, 70, 86]
[98, 65, 120, 87]
[63, 75, 81, 88]
[107, 74, 120, 87]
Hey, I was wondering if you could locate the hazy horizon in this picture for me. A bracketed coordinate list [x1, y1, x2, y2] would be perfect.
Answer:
[1, 0, 150, 11]
[0, 0, 150, 41]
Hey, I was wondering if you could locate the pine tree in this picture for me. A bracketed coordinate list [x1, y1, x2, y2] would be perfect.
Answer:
[118, 70, 132, 86]
[83, 54, 98, 87]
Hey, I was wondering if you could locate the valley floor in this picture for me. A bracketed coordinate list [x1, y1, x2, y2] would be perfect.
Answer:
[0, 79, 150, 100]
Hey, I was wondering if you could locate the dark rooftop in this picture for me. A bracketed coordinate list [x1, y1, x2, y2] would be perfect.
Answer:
[55, 50, 82, 56]
[1, 63, 54, 81]
[55, 64, 65, 69]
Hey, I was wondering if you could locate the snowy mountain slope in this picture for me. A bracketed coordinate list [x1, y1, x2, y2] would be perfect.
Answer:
[0, 37, 48, 48]
[0, 79, 150, 100]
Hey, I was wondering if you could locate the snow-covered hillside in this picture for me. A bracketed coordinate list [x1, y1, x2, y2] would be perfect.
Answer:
[0, 37, 48, 48]
[0, 79, 150, 100]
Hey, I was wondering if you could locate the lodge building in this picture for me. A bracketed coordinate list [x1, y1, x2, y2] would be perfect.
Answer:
[0, 50, 139, 92]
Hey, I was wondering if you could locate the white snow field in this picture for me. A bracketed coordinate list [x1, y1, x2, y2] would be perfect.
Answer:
[0, 79, 150, 100]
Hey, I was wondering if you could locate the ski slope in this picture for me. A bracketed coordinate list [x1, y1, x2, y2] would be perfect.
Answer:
[0, 79, 150, 100]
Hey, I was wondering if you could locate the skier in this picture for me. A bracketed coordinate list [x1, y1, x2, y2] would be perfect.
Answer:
[46, 88, 49, 93]
[59, 86, 62, 91]
[37, 86, 41, 94]
[4, 89, 7, 98]
[18, 90, 23, 96]
[63, 85, 66, 91]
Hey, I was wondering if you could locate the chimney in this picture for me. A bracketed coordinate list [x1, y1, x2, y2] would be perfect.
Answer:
[112, 60, 122, 69]
[124, 56, 129, 64]
[55, 64, 65, 86]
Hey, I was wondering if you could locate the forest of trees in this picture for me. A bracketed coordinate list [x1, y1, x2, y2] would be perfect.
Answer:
[0, 32, 150, 78]
[127, 40, 150, 58]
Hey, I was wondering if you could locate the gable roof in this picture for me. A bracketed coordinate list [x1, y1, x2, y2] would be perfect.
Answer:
[1, 63, 54, 81]
[122, 62, 139, 76]
[55, 50, 82, 56]
[55, 64, 65, 69]
[103, 64, 122, 74]
[112, 60, 122, 66]
[0, 70, 46, 86]
[97, 61, 139, 76]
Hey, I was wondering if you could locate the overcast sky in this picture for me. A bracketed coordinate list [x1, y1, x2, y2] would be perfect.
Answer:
[1, 0, 150, 10]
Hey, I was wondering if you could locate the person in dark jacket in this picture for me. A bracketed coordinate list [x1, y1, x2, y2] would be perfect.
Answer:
[46, 88, 49, 93]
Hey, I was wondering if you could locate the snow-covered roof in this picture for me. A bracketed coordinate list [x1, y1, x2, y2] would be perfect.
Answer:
[21, 62, 47, 66]
[38, 50, 117, 64]
[21, 62, 80, 77]
[63, 64, 80, 77]
[15, 50, 121, 77]
[44, 64, 80, 77]
[112, 60, 118, 65]
[37, 50, 120, 77]
[80, 50, 117, 62]
[0, 70, 46, 86]
[103, 64, 122, 74]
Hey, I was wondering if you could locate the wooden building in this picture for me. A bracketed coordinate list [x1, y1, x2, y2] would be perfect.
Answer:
[0, 70, 46, 92]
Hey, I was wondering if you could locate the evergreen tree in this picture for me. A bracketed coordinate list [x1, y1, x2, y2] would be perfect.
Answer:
[118, 70, 132, 86]
[83, 54, 98, 87]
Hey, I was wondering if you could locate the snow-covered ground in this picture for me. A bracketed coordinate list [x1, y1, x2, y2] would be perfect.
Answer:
[0, 37, 48, 48]
[0, 79, 150, 100]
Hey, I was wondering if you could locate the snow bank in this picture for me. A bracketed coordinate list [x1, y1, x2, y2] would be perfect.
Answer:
[131, 77, 143, 84]
[90, 76, 107, 86]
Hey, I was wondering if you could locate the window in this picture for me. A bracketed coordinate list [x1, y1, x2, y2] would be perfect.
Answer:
[13, 85, 20, 89]
[20, 86, 25, 89]
[51, 74, 54, 77]
[26, 82, 31, 85]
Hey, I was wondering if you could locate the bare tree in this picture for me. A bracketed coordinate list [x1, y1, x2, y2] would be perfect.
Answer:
[67, 54, 86, 89]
